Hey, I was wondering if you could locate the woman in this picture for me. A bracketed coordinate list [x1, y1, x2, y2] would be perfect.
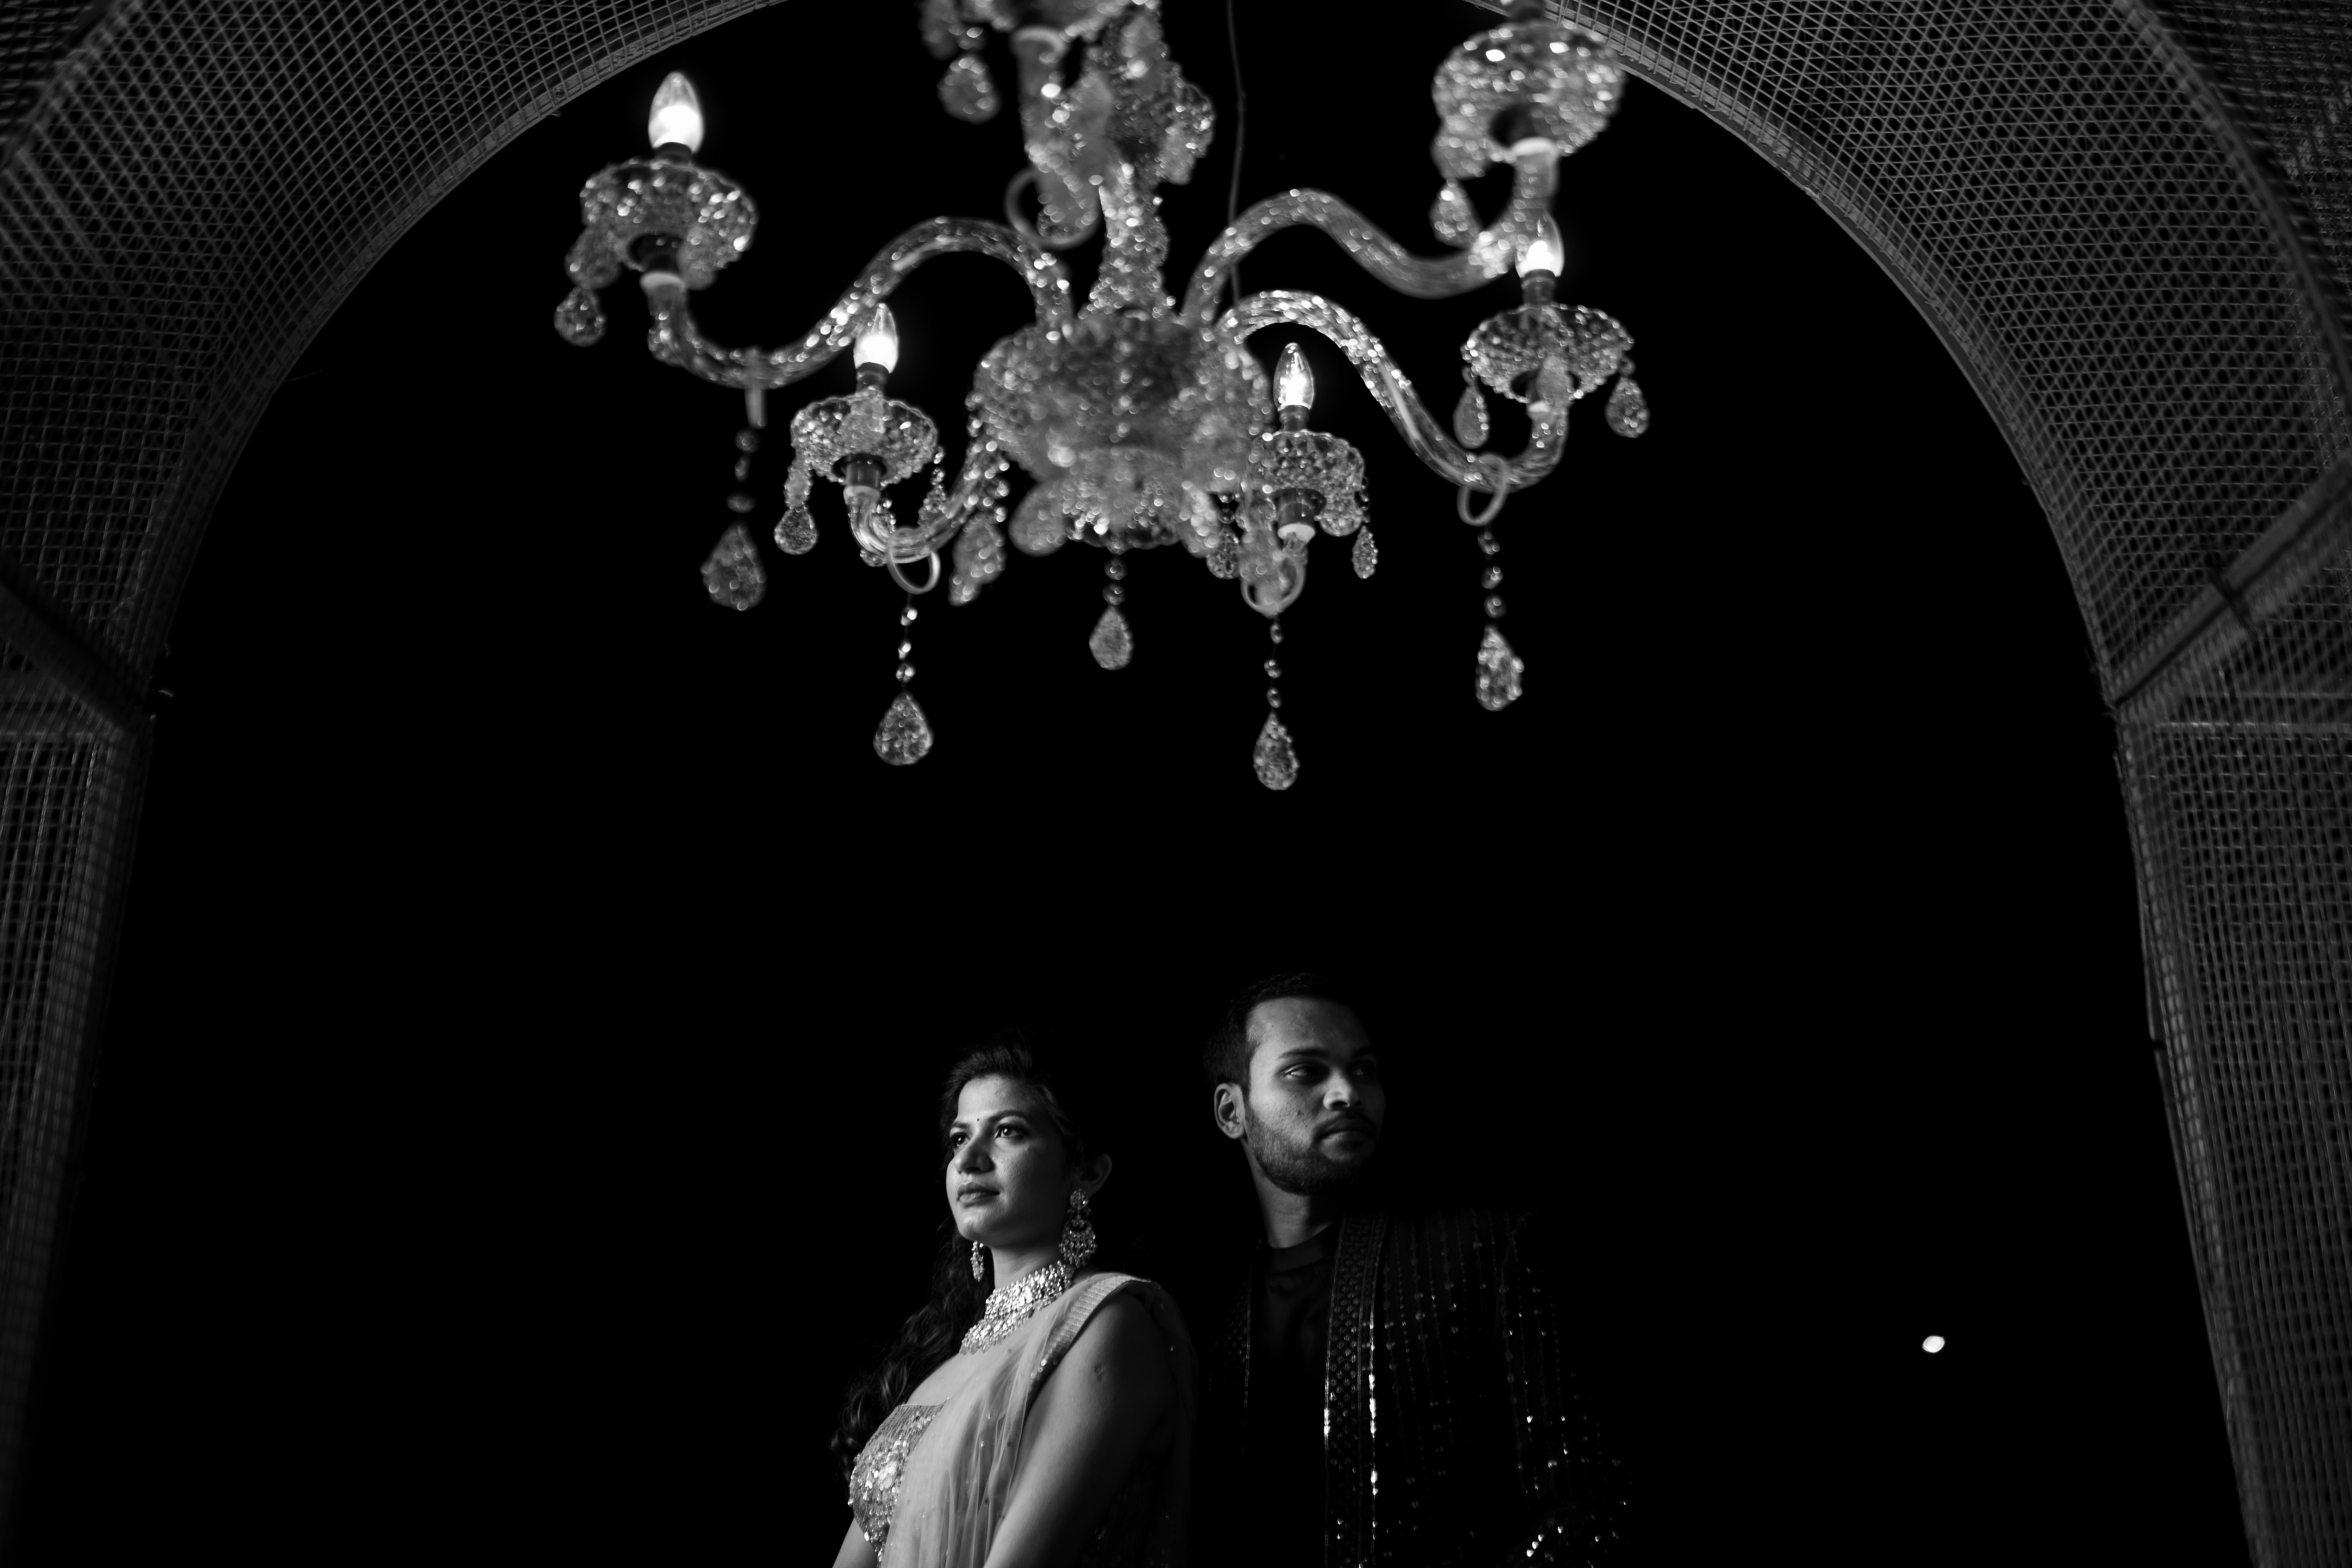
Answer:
[829, 1037, 1194, 1568]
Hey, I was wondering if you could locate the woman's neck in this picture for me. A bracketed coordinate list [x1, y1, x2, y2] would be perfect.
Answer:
[986, 1243, 1064, 1290]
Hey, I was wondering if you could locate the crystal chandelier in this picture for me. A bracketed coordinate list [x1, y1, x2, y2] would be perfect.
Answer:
[552, 0, 1646, 788]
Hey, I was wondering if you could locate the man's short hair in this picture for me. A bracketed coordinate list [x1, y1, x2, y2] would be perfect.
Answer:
[1201, 971, 1349, 1091]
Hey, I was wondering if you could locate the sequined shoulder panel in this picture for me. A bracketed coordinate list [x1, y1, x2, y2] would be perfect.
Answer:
[848, 1402, 943, 1563]
[1324, 1208, 1388, 1565]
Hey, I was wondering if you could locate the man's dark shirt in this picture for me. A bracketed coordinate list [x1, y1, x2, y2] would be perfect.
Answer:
[1242, 1226, 1336, 1567]
[1198, 1207, 1626, 1566]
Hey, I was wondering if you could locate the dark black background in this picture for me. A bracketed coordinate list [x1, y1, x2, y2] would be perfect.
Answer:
[16, 2, 2245, 1563]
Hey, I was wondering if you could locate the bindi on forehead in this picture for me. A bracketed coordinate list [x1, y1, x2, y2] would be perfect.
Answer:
[955, 1076, 1051, 1126]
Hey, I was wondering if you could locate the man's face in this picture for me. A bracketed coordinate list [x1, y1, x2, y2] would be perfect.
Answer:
[1222, 996, 1386, 1195]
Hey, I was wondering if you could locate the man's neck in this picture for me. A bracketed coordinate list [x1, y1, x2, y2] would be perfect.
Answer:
[1252, 1169, 1345, 1250]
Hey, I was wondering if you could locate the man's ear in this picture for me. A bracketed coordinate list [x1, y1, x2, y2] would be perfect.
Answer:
[1211, 1082, 1247, 1143]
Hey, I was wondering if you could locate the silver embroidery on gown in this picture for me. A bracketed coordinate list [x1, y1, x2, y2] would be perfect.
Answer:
[848, 1403, 942, 1563]
[841, 1278, 1194, 1566]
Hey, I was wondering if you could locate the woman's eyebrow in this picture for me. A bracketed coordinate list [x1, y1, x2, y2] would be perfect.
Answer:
[951, 1111, 1029, 1130]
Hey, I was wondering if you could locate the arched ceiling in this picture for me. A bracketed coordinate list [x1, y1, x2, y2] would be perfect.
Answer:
[1, 6, 2347, 1565]
[0, 2, 2345, 695]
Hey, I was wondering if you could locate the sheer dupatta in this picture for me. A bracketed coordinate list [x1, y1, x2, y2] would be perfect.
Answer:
[884, 1273, 1194, 1568]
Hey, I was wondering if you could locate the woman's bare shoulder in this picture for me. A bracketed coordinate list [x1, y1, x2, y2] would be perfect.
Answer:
[1079, 1290, 1158, 1342]
[1063, 1292, 1176, 1389]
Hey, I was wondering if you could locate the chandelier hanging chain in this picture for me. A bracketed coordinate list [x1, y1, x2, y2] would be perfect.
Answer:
[553, 0, 1648, 784]
[1223, 0, 1247, 310]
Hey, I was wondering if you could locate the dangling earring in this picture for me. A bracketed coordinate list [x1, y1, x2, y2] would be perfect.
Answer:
[1059, 1186, 1098, 1271]
[971, 1240, 987, 1283]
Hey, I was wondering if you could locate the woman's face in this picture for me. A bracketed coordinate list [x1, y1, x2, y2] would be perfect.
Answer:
[946, 1074, 1080, 1254]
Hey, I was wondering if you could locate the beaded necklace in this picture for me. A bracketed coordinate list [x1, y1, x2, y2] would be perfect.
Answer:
[959, 1259, 1074, 1355]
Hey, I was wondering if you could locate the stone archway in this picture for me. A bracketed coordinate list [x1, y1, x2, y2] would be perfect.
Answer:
[1, 5, 2344, 1560]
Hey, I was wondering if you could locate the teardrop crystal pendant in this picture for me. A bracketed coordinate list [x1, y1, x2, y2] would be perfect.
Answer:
[940, 53, 1001, 122]
[1252, 713, 1299, 791]
[874, 691, 935, 766]
[1606, 375, 1650, 437]
[553, 285, 605, 346]
[1089, 606, 1134, 670]
[1207, 531, 1240, 580]
[1430, 180, 1476, 249]
[701, 523, 766, 610]
[1452, 381, 1490, 449]
[1475, 626, 1525, 711]
[1352, 528, 1378, 579]
[774, 504, 817, 556]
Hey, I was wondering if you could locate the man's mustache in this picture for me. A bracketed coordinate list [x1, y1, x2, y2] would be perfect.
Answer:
[1314, 1115, 1378, 1142]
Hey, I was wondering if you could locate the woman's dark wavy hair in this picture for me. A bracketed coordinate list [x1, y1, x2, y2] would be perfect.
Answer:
[830, 1031, 1100, 1478]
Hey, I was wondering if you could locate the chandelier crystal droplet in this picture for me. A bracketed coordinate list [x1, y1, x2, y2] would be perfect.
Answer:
[701, 523, 766, 610]
[1089, 606, 1134, 670]
[553, 286, 605, 346]
[1430, 180, 1477, 249]
[875, 690, 935, 766]
[1606, 373, 1649, 437]
[774, 505, 817, 556]
[940, 53, 1001, 122]
[1452, 379, 1490, 449]
[1475, 626, 1525, 711]
[550, 2, 1651, 784]
[1253, 713, 1300, 791]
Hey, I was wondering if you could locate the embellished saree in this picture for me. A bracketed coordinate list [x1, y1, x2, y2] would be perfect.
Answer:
[851, 1272, 1194, 1568]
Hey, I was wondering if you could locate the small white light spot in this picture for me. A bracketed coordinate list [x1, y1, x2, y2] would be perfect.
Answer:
[1922, 1335, 1946, 1354]
[1485, 47, 1507, 62]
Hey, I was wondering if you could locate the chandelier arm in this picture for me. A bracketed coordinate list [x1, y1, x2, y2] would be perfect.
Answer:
[842, 433, 1011, 568]
[1225, 290, 1566, 495]
[907, 442, 1008, 558]
[642, 218, 1076, 389]
[1180, 145, 1559, 324]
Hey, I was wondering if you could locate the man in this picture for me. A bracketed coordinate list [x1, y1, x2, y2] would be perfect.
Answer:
[1195, 974, 1624, 1566]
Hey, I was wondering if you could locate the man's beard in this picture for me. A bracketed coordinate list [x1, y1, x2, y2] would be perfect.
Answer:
[1243, 1109, 1378, 1197]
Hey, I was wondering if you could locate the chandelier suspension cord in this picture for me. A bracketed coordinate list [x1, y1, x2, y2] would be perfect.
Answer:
[1225, 0, 1246, 308]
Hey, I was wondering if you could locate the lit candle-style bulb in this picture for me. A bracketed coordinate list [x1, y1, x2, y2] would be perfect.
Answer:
[1275, 342, 1315, 413]
[647, 72, 705, 154]
[855, 305, 901, 374]
[1515, 215, 1565, 278]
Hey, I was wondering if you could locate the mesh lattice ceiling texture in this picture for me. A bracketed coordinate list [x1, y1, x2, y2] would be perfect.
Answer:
[0, 3, 2346, 1561]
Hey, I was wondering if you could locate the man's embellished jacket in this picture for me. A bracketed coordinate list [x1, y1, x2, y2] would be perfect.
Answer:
[1199, 1207, 1625, 1567]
